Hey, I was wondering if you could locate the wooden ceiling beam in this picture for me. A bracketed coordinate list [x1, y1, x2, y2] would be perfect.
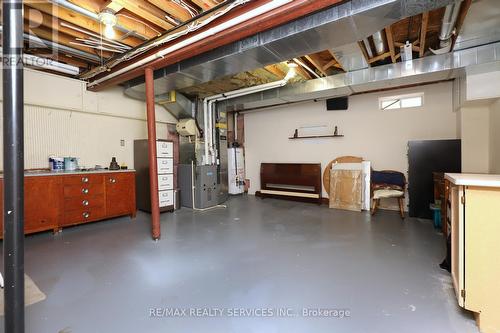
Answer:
[419, 12, 429, 57]
[111, 0, 174, 31]
[451, 0, 473, 50]
[327, 50, 344, 71]
[264, 64, 286, 79]
[26, 2, 141, 47]
[357, 40, 371, 66]
[305, 54, 328, 76]
[385, 26, 397, 63]
[24, 23, 113, 58]
[190, 0, 218, 11]
[147, 0, 192, 22]
[367, 51, 391, 64]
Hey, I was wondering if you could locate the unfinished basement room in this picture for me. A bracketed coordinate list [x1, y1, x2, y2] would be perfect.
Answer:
[1, 0, 500, 332]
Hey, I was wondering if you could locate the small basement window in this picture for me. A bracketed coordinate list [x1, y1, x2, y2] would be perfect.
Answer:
[379, 93, 424, 110]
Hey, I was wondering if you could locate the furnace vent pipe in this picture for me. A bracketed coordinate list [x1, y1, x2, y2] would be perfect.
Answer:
[202, 69, 295, 164]
[372, 31, 386, 55]
[432, 0, 463, 54]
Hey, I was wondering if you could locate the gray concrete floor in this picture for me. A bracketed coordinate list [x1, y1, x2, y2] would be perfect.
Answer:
[1, 195, 478, 333]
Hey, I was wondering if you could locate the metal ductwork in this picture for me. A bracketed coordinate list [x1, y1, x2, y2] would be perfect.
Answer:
[372, 31, 386, 55]
[218, 42, 500, 112]
[125, 85, 194, 120]
[432, 0, 463, 54]
[124, 0, 455, 97]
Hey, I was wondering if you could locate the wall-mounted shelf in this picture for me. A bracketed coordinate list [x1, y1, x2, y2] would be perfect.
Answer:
[289, 134, 344, 140]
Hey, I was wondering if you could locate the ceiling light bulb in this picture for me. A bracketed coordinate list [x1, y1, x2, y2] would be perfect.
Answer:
[287, 61, 298, 68]
[104, 24, 115, 39]
[284, 68, 297, 81]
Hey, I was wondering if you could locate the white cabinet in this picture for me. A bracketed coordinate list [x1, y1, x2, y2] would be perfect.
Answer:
[157, 158, 173, 174]
[156, 140, 174, 209]
[158, 174, 173, 191]
[157, 141, 173, 158]
[158, 190, 173, 207]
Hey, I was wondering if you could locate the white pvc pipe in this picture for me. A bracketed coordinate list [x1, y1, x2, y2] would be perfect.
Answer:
[88, 0, 293, 88]
[201, 69, 294, 164]
[22, 54, 80, 75]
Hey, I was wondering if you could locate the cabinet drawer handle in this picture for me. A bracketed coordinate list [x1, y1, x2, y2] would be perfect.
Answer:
[82, 200, 89, 206]
[82, 212, 90, 219]
[82, 188, 89, 194]
[109, 178, 116, 183]
[82, 177, 89, 183]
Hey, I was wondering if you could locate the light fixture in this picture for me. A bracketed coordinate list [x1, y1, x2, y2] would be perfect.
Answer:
[287, 60, 298, 68]
[98, 9, 117, 39]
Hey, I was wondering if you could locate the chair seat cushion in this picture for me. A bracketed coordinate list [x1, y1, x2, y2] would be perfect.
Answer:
[373, 189, 404, 199]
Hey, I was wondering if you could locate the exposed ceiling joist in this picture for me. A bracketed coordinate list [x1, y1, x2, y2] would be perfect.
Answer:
[264, 64, 286, 79]
[327, 50, 344, 71]
[147, 0, 192, 22]
[385, 27, 397, 63]
[451, 0, 473, 50]
[26, 2, 141, 47]
[305, 54, 328, 76]
[367, 51, 391, 64]
[419, 12, 429, 57]
[112, 0, 174, 30]
[357, 40, 371, 66]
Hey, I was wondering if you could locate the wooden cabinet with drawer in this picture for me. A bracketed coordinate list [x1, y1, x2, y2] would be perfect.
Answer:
[0, 176, 62, 237]
[105, 172, 136, 218]
[61, 174, 105, 227]
[0, 171, 136, 238]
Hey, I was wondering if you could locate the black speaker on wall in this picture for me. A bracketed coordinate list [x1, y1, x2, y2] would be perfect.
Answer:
[326, 97, 348, 110]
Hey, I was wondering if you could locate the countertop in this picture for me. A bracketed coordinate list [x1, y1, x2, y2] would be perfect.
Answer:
[0, 169, 135, 179]
[445, 173, 500, 187]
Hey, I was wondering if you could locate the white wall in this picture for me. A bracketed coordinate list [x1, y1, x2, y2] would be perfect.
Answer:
[460, 105, 491, 173]
[490, 99, 500, 173]
[0, 69, 177, 170]
[244, 82, 457, 209]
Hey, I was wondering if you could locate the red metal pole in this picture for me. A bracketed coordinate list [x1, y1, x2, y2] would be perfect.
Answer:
[145, 67, 161, 240]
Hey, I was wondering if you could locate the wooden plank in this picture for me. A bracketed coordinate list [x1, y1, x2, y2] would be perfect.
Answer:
[357, 40, 371, 66]
[147, 0, 191, 22]
[264, 64, 286, 79]
[419, 12, 429, 57]
[112, 0, 174, 31]
[385, 26, 397, 63]
[451, 0, 473, 50]
[26, 2, 141, 46]
[327, 49, 344, 71]
[25, 23, 113, 58]
[367, 51, 392, 64]
[305, 54, 328, 76]
[190, 0, 218, 11]
[293, 61, 313, 80]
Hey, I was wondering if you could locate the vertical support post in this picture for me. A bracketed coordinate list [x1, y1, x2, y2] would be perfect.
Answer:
[2, 0, 25, 332]
[145, 67, 161, 240]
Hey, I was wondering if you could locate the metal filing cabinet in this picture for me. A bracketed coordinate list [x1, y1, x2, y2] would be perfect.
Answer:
[134, 139, 174, 212]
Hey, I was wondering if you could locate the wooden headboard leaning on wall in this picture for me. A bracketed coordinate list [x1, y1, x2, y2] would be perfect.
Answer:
[258, 163, 322, 204]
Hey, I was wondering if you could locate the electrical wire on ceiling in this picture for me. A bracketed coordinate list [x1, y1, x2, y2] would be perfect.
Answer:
[116, 13, 162, 36]
[80, 0, 249, 80]
[174, 0, 198, 17]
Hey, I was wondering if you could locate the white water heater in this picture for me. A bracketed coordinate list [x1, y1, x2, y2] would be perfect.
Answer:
[228, 147, 245, 194]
